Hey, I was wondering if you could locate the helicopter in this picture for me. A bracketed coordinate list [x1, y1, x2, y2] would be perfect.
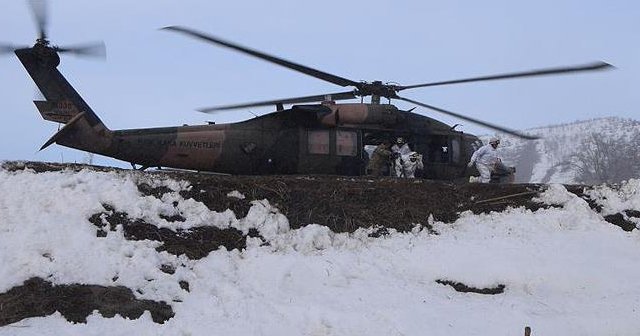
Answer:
[2, 1, 613, 180]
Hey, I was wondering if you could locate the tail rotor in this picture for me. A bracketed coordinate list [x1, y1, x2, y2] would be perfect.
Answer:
[1, 0, 106, 60]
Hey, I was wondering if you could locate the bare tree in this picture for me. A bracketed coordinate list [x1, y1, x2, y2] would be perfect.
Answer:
[83, 152, 94, 165]
[568, 132, 640, 184]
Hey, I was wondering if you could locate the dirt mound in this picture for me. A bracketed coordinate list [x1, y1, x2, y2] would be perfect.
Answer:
[0, 278, 174, 326]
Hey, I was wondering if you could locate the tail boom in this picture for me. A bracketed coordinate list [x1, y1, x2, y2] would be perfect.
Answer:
[15, 47, 114, 155]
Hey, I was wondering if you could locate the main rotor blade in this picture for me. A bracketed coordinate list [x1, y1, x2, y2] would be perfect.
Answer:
[397, 96, 539, 140]
[28, 0, 48, 40]
[56, 42, 106, 59]
[162, 26, 360, 88]
[397, 61, 614, 91]
[198, 91, 357, 113]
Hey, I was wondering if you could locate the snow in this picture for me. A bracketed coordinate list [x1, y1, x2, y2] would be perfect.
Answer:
[227, 190, 246, 199]
[587, 179, 640, 215]
[1, 167, 640, 335]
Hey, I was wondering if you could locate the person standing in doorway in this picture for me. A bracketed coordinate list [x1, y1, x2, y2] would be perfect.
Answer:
[367, 140, 392, 176]
[391, 137, 411, 177]
[391, 137, 411, 156]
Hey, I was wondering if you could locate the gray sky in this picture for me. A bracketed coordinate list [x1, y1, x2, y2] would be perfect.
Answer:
[2, 0, 638, 167]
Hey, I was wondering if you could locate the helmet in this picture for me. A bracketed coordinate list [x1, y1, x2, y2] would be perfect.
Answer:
[396, 137, 405, 144]
[489, 137, 500, 145]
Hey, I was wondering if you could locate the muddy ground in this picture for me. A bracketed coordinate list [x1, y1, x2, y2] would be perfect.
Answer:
[1, 161, 637, 326]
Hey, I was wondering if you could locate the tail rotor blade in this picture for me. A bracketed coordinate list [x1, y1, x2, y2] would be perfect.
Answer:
[1, 43, 25, 55]
[28, 0, 48, 40]
[56, 42, 107, 59]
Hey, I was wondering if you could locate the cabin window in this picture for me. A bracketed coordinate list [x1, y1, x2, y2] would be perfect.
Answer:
[308, 130, 330, 154]
[336, 130, 357, 156]
[451, 138, 461, 163]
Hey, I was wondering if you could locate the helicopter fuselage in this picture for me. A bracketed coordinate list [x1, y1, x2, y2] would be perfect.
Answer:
[109, 102, 480, 179]
[16, 45, 480, 179]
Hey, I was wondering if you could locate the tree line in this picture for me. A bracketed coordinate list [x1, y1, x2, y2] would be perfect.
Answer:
[565, 132, 640, 184]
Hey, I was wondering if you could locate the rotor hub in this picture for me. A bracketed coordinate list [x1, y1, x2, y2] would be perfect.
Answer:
[35, 38, 50, 47]
[356, 81, 398, 100]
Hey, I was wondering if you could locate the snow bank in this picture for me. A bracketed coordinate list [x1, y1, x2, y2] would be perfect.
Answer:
[1, 169, 639, 335]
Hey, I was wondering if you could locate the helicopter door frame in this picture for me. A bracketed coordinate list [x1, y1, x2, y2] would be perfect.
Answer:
[298, 127, 334, 174]
[334, 128, 363, 175]
[449, 135, 462, 165]
[298, 127, 363, 175]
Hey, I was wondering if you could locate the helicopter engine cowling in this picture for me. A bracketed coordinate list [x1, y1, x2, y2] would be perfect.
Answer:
[316, 103, 402, 127]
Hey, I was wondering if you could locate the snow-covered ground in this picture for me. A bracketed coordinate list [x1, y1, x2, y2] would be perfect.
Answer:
[1, 166, 640, 335]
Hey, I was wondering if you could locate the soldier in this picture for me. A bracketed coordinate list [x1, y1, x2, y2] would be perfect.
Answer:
[394, 151, 424, 178]
[467, 137, 501, 183]
[391, 137, 411, 177]
[367, 140, 392, 176]
[391, 137, 411, 156]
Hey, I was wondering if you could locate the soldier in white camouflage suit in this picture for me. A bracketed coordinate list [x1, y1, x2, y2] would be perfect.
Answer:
[468, 137, 501, 183]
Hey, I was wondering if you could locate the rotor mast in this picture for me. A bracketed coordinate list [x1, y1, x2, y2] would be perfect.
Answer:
[370, 81, 382, 104]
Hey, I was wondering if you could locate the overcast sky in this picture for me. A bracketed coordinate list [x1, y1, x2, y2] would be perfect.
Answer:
[1, 0, 638, 167]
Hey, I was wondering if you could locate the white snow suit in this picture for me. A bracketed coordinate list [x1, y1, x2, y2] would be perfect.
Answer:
[391, 143, 411, 156]
[394, 152, 424, 178]
[468, 144, 499, 183]
[391, 143, 412, 177]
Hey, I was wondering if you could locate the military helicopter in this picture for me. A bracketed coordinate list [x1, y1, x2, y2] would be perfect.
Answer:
[2, 1, 613, 180]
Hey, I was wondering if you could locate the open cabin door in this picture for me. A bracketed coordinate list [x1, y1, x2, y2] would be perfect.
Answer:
[416, 134, 465, 180]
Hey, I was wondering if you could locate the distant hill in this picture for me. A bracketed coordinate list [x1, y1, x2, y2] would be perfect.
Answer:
[481, 117, 640, 183]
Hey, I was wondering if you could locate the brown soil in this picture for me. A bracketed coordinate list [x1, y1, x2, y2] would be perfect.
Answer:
[0, 160, 636, 327]
[0, 278, 174, 326]
[435, 279, 506, 295]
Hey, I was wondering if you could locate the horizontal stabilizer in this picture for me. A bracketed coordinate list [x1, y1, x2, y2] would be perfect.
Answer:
[34, 100, 80, 124]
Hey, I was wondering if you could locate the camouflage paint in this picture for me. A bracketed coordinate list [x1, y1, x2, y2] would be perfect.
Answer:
[15, 47, 479, 179]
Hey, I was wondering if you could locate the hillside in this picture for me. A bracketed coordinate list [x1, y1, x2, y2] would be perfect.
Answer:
[1, 161, 639, 335]
[485, 117, 640, 183]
